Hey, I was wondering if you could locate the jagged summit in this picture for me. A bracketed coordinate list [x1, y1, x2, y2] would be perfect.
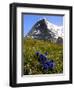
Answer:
[26, 18, 63, 44]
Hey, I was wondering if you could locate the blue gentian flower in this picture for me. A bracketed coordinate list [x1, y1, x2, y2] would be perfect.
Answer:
[36, 52, 39, 56]
[39, 54, 47, 64]
[43, 64, 48, 70]
[46, 60, 55, 69]
[35, 52, 55, 70]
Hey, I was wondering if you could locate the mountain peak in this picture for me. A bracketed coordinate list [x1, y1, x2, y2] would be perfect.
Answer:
[26, 18, 63, 44]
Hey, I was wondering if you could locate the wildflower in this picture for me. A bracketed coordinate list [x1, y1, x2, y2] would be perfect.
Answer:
[39, 54, 47, 64]
[42, 63, 48, 70]
[36, 52, 40, 57]
[35, 52, 55, 71]
[46, 60, 55, 69]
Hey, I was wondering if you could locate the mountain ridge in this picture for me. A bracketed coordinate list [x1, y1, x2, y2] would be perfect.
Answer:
[25, 18, 63, 44]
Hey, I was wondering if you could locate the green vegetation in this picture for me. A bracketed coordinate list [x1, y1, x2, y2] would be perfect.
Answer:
[23, 38, 63, 75]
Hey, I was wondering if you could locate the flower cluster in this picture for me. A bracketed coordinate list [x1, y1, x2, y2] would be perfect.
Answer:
[36, 52, 55, 71]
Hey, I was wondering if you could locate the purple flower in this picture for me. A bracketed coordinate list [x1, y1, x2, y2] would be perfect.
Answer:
[46, 60, 55, 69]
[36, 52, 39, 56]
[43, 64, 48, 70]
[39, 54, 47, 64]
[35, 52, 55, 70]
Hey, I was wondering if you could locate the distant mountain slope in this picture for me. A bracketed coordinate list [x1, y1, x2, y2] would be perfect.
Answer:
[26, 18, 63, 44]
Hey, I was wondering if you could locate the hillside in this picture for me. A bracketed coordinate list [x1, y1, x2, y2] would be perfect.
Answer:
[23, 38, 63, 75]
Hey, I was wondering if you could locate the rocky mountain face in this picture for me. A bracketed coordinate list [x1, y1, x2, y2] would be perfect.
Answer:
[26, 18, 63, 44]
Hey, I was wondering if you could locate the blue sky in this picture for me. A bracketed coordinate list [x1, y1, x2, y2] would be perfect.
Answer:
[23, 14, 63, 36]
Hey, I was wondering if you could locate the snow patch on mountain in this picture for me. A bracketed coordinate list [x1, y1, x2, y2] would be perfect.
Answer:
[44, 18, 64, 38]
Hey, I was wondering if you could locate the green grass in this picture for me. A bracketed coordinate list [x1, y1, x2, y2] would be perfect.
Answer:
[23, 38, 63, 75]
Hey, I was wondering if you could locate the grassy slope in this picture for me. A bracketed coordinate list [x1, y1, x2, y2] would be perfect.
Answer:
[23, 38, 63, 75]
